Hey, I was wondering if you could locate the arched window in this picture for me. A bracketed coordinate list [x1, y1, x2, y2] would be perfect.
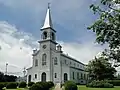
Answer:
[42, 54, 47, 66]
[81, 73, 83, 79]
[55, 73, 57, 78]
[35, 74, 37, 79]
[73, 72, 74, 79]
[77, 72, 79, 79]
[35, 59, 38, 67]
[84, 74, 86, 80]
[52, 32, 55, 40]
[43, 32, 47, 39]
[54, 57, 58, 65]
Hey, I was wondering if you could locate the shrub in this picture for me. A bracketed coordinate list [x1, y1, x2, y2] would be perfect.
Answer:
[64, 81, 77, 90]
[0, 83, 4, 90]
[86, 80, 114, 88]
[107, 80, 120, 86]
[19, 82, 27, 88]
[0, 82, 7, 88]
[6, 82, 17, 89]
[103, 82, 113, 88]
[40, 82, 49, 90]
[28, 82, 35, 87]
[47, 81, 54, 88]
[30, 83, 43, 90]
[35, 82, 52, 90]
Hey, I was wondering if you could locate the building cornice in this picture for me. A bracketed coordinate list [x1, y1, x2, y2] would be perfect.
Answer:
[70, 66, 85, 71]
[38, 39, 58, 45]
[61, 53, 85, 66]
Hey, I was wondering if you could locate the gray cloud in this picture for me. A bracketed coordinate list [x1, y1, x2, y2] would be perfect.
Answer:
[0, 21, 105, 76]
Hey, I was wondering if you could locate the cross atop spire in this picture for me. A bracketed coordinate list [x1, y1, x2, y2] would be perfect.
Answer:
[41, 3, 53, 30]
[48, 3, 50, 9]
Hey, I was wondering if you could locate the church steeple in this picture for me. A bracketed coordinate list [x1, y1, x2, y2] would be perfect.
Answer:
[40, 4, 56, 42]
[41, 3, 53, 30]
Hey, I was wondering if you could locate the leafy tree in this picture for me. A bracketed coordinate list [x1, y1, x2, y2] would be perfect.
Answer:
[88, 0, 120, 66]
[87, 56, 116, 80]
[0, 72, 5, 82]
[0, 72, 17, 82]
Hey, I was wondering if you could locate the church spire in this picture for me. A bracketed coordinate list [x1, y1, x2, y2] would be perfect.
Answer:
[41, 3, 53, 30]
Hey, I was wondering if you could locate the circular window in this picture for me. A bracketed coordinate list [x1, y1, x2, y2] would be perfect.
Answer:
[43, 45, 47, 49]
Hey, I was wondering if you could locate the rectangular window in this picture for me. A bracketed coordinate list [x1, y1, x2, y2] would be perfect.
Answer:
[35, 59, 38, 67]
[54, 57, 58, 65]
[35, 74, 37, 79]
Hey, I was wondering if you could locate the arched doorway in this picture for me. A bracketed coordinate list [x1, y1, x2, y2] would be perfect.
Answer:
[41, 72, 46, 82]
[64, 73, 68, 82]
[28, 75, 31, 82]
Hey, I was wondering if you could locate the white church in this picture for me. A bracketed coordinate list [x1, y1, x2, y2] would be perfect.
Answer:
[27, 5, 87, 84]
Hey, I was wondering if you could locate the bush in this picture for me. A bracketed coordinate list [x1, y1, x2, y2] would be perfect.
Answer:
[28, 82, 35, 87]
[19, 82, 26, 88]
[30, 83, 43, 90]
[34, 82, 54, 90]
[6, 82, 17, 89]
[47, 81, 54, 88]
[0, 82, 7, 88]
[40, 82, 49, 90]
[64, 81, 77, 90]
[107, 80, 120, 86]
[86, 80, 114, 88]
[0, 83, 4, 90]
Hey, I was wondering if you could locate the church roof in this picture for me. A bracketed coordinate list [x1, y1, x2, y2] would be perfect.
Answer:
[41, 5, 53, 30]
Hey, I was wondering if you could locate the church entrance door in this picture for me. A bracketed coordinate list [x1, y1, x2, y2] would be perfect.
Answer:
[41, 72, 46, 82]
[64, 73, 68, 82]
[28, 75, 31, 82]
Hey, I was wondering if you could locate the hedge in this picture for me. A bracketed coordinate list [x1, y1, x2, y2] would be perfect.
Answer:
[30, 83, 43, 90]
[64, 81, 77, 90]
[30, 81, 54, 90]
[19, 82, 26, 88]
[0, 83, 4, 90]
[28, 82, 35, 87]
[107, 80, 120, 86]
[47, 81, 54, 88]
[6, 82, 18, 89]
[86, 80, 114, 88]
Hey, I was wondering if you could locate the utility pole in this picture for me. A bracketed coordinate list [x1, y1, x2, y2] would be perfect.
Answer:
[5, 63, 8, 75]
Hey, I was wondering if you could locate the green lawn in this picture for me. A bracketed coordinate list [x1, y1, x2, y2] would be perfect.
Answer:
[5, 88, 28, 90]
[78, 85, 120, 90]
[4, 86, 120, 90]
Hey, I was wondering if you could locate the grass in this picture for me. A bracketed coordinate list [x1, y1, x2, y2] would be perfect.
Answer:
[78, 85, 120, 90]
[4, 86, 120, 90]
[5, 88, 28, 90]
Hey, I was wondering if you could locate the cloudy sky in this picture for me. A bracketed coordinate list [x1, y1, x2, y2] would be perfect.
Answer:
[0, 0, 107, 76]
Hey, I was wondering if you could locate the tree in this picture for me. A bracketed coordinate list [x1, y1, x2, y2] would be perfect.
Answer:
[88, 0, 120, 66]
[0, 72, 5, 82]
[87, 57, 116, 81]
[0, 72, 17, 82]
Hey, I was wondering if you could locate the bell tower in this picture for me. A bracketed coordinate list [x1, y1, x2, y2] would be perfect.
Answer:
[38, 3, 57, 50]
[38, 4, 58, 81]
[40, 4, 56, 42]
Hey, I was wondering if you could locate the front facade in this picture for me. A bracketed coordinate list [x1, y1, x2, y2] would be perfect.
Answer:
[27, 6, 87, 84]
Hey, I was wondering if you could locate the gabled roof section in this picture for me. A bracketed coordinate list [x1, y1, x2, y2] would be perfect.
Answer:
[41, 5, 53, 30]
